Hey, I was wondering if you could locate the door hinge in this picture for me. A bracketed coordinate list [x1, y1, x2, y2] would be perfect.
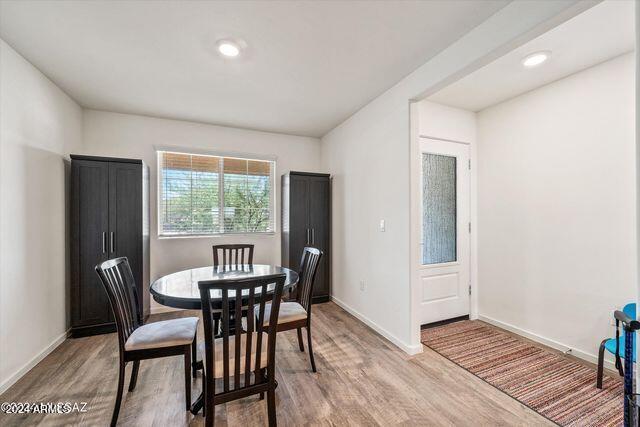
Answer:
[469, 285, 472, 295]
[468, 159, 471, 170]
[468, 222, 471, 233]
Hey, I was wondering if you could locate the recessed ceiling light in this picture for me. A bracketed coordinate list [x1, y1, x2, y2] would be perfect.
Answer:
[522, 51, 551, 68]
[217, 40, 241, 58]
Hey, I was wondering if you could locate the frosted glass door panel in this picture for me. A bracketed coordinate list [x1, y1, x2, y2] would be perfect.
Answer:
[422, 153, 456, 265]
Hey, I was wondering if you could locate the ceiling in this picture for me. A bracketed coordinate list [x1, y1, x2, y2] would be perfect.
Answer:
[428, 0, 635, 112]
[0, 0, 509, 138]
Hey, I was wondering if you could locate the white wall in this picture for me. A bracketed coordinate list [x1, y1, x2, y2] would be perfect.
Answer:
[0, 39, 83, 392]
[81, 110, 321, 292]
[476, 52, 636, 364]
[321, 0, 591, 354]
[417, 101, 476, 143]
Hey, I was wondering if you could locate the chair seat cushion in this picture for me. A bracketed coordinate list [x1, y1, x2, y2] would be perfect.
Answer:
[125, 317, 198, 351]
[199, 332, 270, 378]
[604, 336, 637, 362]
[262, 302, 307, 327]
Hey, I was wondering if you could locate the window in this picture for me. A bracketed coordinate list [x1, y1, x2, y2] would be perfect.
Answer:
[158, 150, 275, 236]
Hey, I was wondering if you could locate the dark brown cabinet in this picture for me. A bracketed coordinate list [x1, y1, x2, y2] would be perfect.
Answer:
[281, 172, 330, 303]
[71, 155, 150, 337]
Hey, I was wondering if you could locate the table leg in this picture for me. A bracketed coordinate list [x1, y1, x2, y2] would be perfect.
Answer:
[190, 391, 204, 415]
[218, 308, 245, 336]
[191, 368, 205, 415]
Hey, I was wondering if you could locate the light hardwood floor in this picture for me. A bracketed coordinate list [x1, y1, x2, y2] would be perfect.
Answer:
[0, 302, 553, 426]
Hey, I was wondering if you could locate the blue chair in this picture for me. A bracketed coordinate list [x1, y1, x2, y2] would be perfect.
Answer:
[597, 302, 636, 389]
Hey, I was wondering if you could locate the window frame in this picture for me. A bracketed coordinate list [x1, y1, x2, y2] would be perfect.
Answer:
[156, 148, 277, 238]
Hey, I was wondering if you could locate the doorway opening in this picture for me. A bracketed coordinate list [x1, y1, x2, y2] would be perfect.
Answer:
[410, 0, 635, 356]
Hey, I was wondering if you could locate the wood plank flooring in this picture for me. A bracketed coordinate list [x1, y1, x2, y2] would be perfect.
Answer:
[0, 302, 552, 426]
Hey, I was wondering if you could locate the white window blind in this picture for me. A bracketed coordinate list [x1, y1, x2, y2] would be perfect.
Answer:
[158, 151, 275, 236]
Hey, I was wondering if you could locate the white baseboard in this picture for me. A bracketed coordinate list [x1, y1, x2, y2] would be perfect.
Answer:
[478, 315, 616, 371]
[0, 329, 69, 395]
[331, 296, 423, 356]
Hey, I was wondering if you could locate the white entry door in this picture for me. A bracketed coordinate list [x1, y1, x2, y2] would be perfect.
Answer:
[419, 138, 470, 325]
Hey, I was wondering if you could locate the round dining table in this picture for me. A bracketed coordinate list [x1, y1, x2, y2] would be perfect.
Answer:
[149, 264, 299, 415]
[150, 264, 299, 310]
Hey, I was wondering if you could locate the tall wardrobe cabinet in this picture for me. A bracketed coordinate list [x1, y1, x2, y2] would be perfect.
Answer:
[281, 172, 331, 303]
[70, 155, 150, 337]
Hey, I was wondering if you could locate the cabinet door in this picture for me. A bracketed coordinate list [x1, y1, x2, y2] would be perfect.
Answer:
[73, 161, 110, 326]
[108, 162, 142, 311]
[288, 175, 310, 269]
[308, 176, 330, 298]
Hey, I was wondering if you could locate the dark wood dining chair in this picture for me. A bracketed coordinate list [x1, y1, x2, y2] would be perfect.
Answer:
[95, 257, 199, 427]
[211, 244, 255, 337]
[198, 273, 285, 427]
[212, 244, 254, 267]
[262, 247, 322, 372]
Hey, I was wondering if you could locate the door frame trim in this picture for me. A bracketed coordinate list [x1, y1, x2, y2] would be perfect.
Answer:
[408, 102, 478, 352]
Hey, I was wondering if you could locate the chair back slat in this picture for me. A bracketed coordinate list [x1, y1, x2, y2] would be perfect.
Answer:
[254, 283, 267, 377]
[234, 292, 242, 388]
[221, 288, 230, 392]
[244, 287, 255, 386]
[95, 257, 141, 350]
[297, 247, 323, 312]
[199, 274, 285, 396]
[212, 244, 254, 268]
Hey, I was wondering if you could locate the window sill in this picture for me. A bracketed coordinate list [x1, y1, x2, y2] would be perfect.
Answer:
[157, 232, 276, 240]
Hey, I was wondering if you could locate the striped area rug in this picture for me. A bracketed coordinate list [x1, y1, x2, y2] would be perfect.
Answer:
[421, 320, 623, 426]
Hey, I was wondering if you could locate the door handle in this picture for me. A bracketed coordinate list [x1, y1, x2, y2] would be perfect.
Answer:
[102, 232, 107, 254]
[110, 232, 115, 254]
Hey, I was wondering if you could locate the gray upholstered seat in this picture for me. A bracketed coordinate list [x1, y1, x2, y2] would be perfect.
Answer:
[263, 301, 307, 327]
[125, 317, 199, 351]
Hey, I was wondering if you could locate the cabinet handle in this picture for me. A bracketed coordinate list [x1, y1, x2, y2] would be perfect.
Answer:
[110, 232, 115, 254]
[102, 232, 107, 254]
